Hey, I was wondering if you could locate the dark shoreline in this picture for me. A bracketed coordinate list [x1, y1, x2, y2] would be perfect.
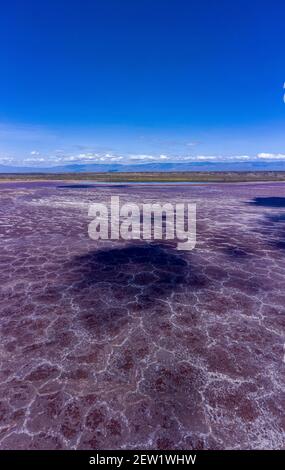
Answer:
[1, 170, 285, 183]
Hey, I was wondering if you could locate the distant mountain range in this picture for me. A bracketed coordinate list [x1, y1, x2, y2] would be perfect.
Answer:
[0, 161, 285, 173]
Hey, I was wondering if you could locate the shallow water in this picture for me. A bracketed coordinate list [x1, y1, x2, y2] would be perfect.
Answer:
[56, 181, 213, 188]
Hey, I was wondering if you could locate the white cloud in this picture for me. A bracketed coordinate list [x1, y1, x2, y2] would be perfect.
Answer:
[0, 155, 14, 164]
[129, 154, 157, 161]
[24, 157, 46, 163]
[13, 151, 285, 166]
[196, 155, 219, 161]
[257, 153, 285, 160]
[2, 148, 285, 167]
[186, 141, 200, 147]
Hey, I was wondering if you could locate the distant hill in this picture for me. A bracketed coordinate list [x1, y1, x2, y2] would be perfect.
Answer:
[0, 161, 285, 173]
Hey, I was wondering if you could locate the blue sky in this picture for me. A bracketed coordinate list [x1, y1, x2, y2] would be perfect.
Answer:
[0, 0, 285, 166]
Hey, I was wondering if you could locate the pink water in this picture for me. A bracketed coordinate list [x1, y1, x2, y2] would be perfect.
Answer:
[0, 181, 284, 449]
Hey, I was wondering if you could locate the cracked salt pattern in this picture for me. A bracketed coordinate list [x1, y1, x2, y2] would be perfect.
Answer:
[0, 181, 285, 450]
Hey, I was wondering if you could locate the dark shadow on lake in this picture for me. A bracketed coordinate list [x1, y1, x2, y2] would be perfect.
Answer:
[247, 197, 285, 251]
[66, 243, 209, 335]
[248, 197, 285, 208]
[57, 184, 128, 189]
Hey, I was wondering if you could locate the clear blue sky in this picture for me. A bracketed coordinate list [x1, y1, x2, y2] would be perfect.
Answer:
[0, 0, 285, 166]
